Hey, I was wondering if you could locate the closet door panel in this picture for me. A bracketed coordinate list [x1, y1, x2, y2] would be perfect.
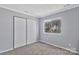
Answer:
[14, 17, 26, 48]
[27, 19, 38, 44]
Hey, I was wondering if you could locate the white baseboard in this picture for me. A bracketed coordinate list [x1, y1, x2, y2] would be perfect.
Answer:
[40, 40, 79, 54]
[0, 48, 13, 54]
[27, 41, 38, 45]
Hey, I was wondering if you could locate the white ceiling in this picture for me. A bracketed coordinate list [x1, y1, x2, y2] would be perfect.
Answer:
[0, 4, 65, 17]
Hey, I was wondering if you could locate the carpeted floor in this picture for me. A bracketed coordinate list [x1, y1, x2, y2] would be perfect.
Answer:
[1, 42, 75, 55]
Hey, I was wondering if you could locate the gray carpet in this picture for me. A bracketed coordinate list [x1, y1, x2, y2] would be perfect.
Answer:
[1, 42, 74, 55]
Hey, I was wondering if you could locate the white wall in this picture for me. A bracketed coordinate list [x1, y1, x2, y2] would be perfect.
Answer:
[0, 7, 38, 53]
[39, 7, 79, 53]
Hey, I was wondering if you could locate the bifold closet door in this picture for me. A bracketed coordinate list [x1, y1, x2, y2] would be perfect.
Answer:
[14, 17, 26, 48]
[27, 19, 38, 44]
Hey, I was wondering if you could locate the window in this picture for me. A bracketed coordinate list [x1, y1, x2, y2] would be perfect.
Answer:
[44, 19, 61, 33]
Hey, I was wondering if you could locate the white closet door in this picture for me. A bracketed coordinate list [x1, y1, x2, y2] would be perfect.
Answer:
[27, 19, 38, 44]
[14, 17, 26, 48]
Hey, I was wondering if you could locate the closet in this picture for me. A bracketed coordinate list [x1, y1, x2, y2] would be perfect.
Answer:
[13, 16, 38, 48]
[27, 19, 38, 44]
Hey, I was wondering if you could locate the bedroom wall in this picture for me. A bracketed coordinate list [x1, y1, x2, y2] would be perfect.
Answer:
[39, 7, 79, 53]
[0, 7, 38, 53]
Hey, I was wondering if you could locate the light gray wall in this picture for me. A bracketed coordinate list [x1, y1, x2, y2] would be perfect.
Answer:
[39, 7, 79, 52]
[0, 7, 38, 52]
